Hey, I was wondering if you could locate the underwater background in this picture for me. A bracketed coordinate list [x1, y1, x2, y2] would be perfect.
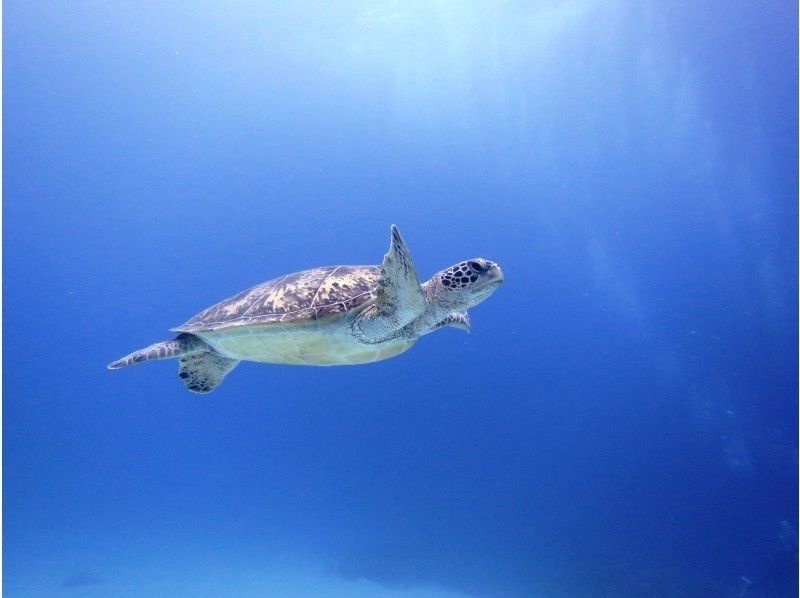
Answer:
[4, 2, 797, 597]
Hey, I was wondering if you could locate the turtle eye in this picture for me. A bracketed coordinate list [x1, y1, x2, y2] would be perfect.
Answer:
[467, 260, 484, 272]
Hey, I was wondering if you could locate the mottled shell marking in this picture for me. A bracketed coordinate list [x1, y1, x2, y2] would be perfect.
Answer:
[172, 265, 381, 332]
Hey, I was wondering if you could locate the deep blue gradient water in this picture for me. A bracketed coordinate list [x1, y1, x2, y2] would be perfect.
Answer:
[4, 2, 797, 596]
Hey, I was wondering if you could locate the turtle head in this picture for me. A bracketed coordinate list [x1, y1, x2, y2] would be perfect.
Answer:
[430, 258, 504, 309]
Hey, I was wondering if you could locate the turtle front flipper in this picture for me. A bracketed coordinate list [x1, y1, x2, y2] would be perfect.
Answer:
[352, 225, 428, 343]
[425, 311, 470, 334]
[178, 352, 239, 394]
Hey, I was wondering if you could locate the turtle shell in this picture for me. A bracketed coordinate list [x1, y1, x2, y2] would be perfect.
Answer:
[172, 265, 381, 333]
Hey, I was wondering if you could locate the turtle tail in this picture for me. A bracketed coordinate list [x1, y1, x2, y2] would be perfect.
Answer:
[107, 333, 203, 369]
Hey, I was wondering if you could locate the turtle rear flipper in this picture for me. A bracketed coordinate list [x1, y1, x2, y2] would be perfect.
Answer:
[178, 352, 239, 394]
[107, 333, 205, 369]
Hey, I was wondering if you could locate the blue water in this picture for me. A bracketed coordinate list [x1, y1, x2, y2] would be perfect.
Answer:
[5, 2, 797, 596]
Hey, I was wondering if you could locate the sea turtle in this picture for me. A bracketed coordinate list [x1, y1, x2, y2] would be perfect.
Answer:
[108, 225, 503, 393]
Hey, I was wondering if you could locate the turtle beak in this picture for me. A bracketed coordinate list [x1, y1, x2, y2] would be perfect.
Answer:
[486, 263, 504, 285]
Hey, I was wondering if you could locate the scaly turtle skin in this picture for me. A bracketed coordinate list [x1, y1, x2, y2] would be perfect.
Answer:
[108, 225, 503, 393]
